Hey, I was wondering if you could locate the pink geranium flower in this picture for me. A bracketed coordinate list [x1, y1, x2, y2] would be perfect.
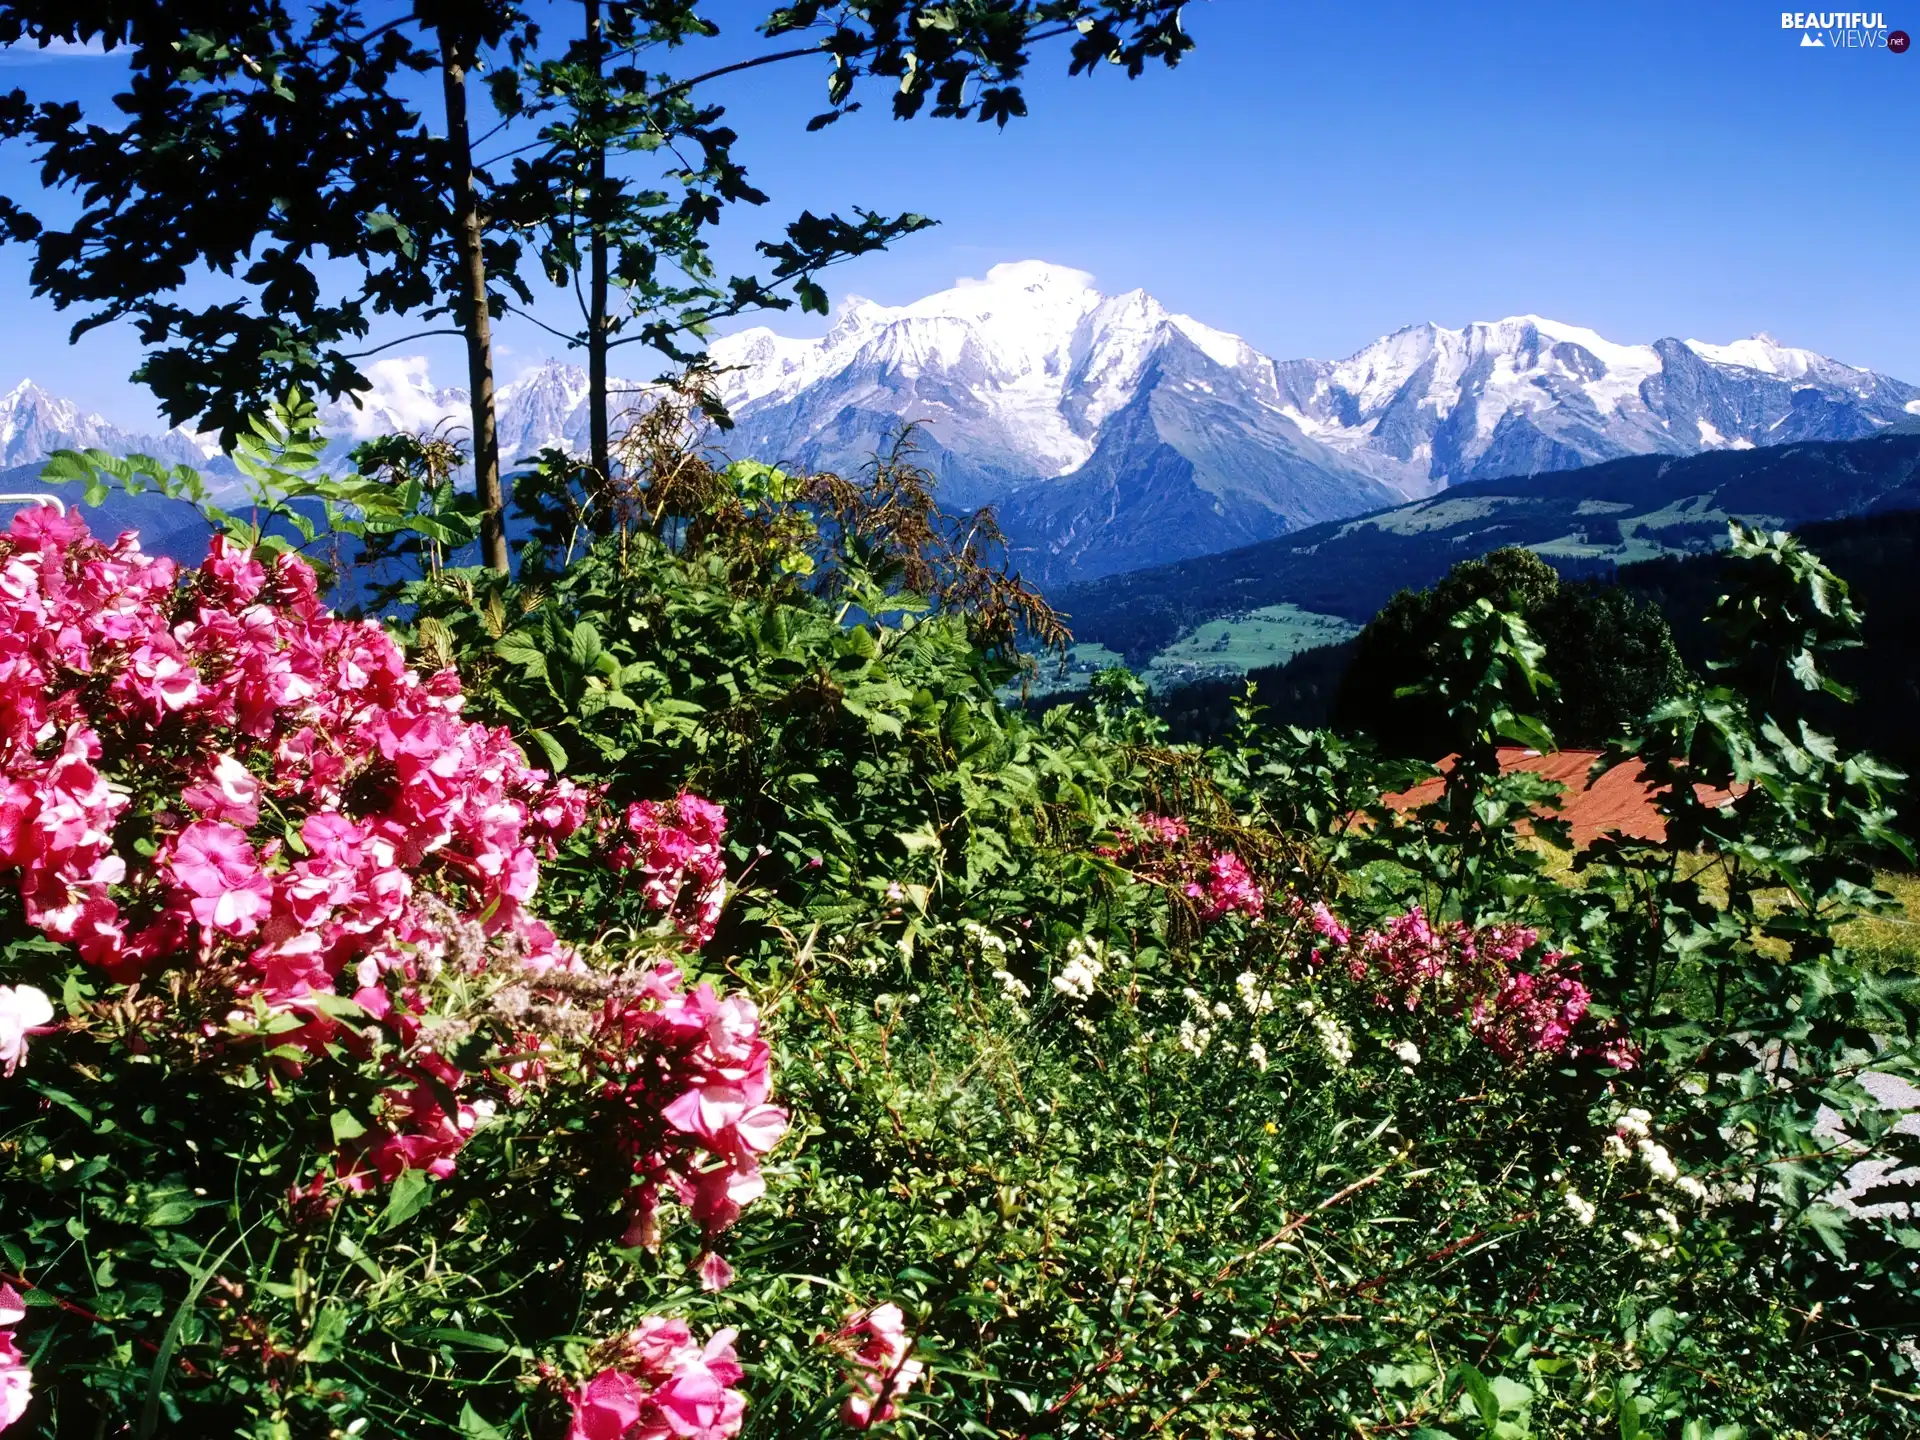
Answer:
[1, 1281, 31, 1430]
[182, 753, 262, 827]
[168, 821, 273, 935]
[567, 1321, 746, 1440]
[567, 1368, 646, 1440]
[0, 985, 55, 1076]
[697, 1251, 736, 1292]
[836, 1303, 925, 1429]
[615, 795, 730, 947]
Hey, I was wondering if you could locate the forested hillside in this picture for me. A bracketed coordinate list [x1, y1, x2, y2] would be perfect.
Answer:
[1054, 430, 1920, 668]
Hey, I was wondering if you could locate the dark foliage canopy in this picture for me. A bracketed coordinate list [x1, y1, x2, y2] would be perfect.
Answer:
[0, 1, 1190, 441]
[1332, 548, 1687, 757]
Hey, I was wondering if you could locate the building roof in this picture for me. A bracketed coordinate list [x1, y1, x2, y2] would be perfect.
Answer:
[1384, 747, 1735, 848]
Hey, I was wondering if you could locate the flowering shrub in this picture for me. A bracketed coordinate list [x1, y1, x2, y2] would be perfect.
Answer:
[1330, 905, 1626, 1065]
[564, 1319, 747, 1440]
[0, 1284, 28, 1432]
[0, 510, 801, 1436]
[612, 794, 730, 948]
[591, 961, 787, 1257]
[0, 507, 598, 1191]
[1104, 812, 1266, 922]
[831, 1304, 924, 1429]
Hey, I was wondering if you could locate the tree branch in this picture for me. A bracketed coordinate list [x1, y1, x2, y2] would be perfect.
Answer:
[656, 43, 826, 99]
[498, 303, 588, 345]
[338, 329, 469, 359]
[654, 21, 1081, 103]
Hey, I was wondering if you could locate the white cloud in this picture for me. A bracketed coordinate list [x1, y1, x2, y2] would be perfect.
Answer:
[0, 36, 117, 64]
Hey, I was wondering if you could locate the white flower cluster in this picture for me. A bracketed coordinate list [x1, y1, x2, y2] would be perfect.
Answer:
[1602, 1106, 1720, 1252]
[1051, 937, 1106, 1002]
[1176, 986, 1221, 1055]
[1390, 1039, 1422, 1069]
[1235, 970, 1277, 1015]
[962, 920, 1010, 959]
[956, 922, 1033, 1010]
[1295, 997, 1353, 1069]
[1562, 1188, 1597, 1227]
[1609, 1108, 1683, 1183]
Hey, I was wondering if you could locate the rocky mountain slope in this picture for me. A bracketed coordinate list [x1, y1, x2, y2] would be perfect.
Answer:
[6, 264, 1916, 584]
[0, 380, 214, 471]
[1051, 429, 1920, 670]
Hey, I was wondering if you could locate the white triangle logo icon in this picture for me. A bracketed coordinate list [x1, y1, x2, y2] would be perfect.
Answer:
[1800, 31, 1825, 45]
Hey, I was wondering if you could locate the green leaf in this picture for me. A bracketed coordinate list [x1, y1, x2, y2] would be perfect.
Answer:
[1455, 1363, 1498, 1428]
[31, 1083, 93, 1124]
[569, 621, 604, 670]
[1798, 1202, 1853, 1260]
[1616, 1381, 1643, 1440]
[459, 1403, 509, 1440]
[297, 1305, 349, 1364]
[381, 1168, 432, 1232]
[39, 449, 93, 484]
[495, 633, 548, 677]
[330, 1110, 368, 1144]
[526, 728, 568, 773]
[302, 991, 367, 1022]
[423, 1328, 511, 1353]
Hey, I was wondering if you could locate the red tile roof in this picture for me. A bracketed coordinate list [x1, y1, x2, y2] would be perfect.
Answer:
[1384, 747, 1735, 848]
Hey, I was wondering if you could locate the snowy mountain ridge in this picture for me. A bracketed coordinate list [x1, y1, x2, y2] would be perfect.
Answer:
[0, 379, 218, 473]
[6, 261, 1917, 582]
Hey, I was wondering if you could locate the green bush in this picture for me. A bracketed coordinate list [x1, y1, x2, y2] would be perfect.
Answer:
[1, 421, 1916, 1439]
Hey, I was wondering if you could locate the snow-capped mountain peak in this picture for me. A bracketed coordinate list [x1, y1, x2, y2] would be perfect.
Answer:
[1681, 331, 1876, 390]
[0, 379, 213, 471]
[707, 261, 1278, 490]
[4, 264, 1915, 589]
[318, 356, 471, 447]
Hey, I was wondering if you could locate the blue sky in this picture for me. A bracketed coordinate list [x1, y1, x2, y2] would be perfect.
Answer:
[1, 0, 1915, 427]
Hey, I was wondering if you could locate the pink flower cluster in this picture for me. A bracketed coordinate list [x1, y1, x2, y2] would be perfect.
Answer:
[834, 1303, 925, 1429]
[566, 1318, 746, 1440]
[0, 1283, 29, 1432]
[0, 509, 589, 1184]
[1471, 953, 1594, 1062]
[1186, 850, 1265, 924]
[592, 963, 788, 1260]
[612, 794, 729, 948]
[1134, 813, 1189, 846]
[1334, 906, 1626, 1066]
[0, 985, 53, 1076]
[1104, 812, 1265, 924]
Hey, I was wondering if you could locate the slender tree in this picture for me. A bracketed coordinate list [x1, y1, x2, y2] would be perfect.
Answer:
[425, 3, 519, 571]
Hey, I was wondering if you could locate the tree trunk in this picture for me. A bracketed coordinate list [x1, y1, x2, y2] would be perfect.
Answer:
[586, 0, 610, 484]
[438, 27, 510, 573]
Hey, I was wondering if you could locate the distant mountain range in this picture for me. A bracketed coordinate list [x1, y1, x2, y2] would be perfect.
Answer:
[708, 264, 1920, 582]
[1050, 430, 1920, 685]
[0, 379, 216, 471]
[5, 261, 1918, 584]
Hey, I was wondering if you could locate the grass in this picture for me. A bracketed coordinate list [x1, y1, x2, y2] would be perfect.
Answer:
[1525, 837, 1920, 969]
[1142, 604, 1359, 689]
[1011, 606, 1360, 701]
[1837, 869, 1920, 969]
